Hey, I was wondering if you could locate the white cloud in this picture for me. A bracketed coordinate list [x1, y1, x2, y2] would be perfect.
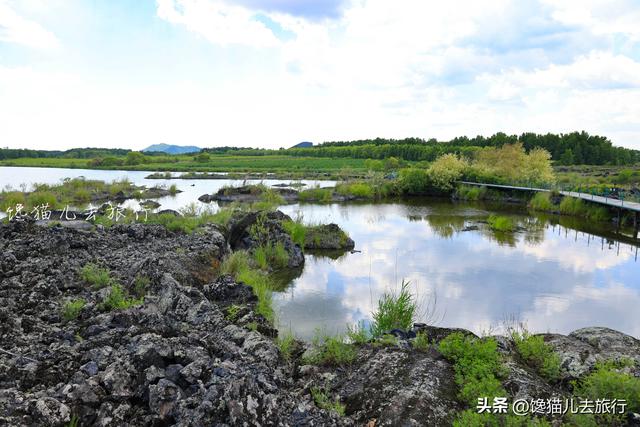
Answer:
[156, 0, 280, 47]
[0, 0, 59, 49]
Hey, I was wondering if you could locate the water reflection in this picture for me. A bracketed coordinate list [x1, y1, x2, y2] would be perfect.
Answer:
[277, 201, 640, 340]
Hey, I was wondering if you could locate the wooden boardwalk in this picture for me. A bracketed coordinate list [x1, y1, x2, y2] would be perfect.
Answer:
[458, 181, 640, 213]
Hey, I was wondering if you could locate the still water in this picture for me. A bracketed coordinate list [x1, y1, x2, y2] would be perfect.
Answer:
[3, 167, 639, 339]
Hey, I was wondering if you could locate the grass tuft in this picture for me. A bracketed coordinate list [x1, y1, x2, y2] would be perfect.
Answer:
[62, 298, 86, 321]
[100, 284, 143, 311]
[370, 280, 416, 338]
[79, 263, 113, 289]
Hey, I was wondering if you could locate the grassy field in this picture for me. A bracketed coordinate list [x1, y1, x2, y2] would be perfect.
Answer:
[0, 155, 370, 174]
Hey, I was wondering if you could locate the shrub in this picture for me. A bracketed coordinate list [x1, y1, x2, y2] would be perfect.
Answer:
[370, 280, 416, 337]
[559, 197, 585, 216]
[62, 299, 86, 321]
[487, 215, 515, 232]
[335, 182, 375, 199]
[304, 332, 357, 366]
[427, 153, 468, 191]
[398, 168, 431, 195]
[80, 263, 112, 288]
[438, 332, 506, 405]
[100, 284, 143, 311]
[571, 360, 640, 426]
[511, 331, 561, 381]
[311, 387, 346, 416]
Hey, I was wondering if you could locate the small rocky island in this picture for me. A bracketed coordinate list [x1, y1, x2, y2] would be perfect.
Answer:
[0, 214, 639, 426]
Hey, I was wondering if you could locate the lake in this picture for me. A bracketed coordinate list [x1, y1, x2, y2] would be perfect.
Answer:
[2, 166, 639, 339]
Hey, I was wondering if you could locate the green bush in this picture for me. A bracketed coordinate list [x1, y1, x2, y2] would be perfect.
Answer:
[571, 360, 640, 426]
[512, 332, 561, 381]
[100, 284, 143, 311]
[62, 298, 86, 321]
[370, 280, 416, 337]
[439, 332, 507, 405]
[80, 263, 112, 288]
[335, 182, 375, 199]
[304, 332, 357, 366]
[487, 215, 515, 232]
[398, 168, 431, 195]
[299, 187, 333, 203]
[528, 192, 554, 211]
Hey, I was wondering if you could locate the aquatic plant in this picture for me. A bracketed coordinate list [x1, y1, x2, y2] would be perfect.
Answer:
[487, 215, 515, 232]
[528, 192, 554, 211]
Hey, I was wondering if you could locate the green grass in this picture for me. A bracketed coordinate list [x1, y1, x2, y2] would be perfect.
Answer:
[0, 191, 26, 211]
[558, 196, 610, 222]
[253, 242, 289, 270]
[79, 263, 113, 289]
[413, 332, 430, 351]
[335, 182, 375, 199]
[346, 321, 370, 345]
[528, 192, 554, 211]
[277, 331, 297, 361]
[303, 331, 357, 366]
[311, 387, 346, 416]
[99, 284, 143, 311]
[220, 251, 251, 277]
[62, 298, 86, 321]
[236, 268, 275, 323]
[0, 154, 369, 174]
[298, 186, 333, 203]
[511, 331, 561, 381]
[370, 280, 417, 338]
[487, 215, 516, 232]
[282, 219, 307, 247]
[372, 333, 399, 347]
[133, 275, 150, 298]
[455, 185, 487, 201]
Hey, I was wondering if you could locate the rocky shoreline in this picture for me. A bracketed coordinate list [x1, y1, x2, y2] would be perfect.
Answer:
[1, 218, 639, 426]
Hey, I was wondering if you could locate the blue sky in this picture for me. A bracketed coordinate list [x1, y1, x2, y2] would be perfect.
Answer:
[1, 0, 640, 150]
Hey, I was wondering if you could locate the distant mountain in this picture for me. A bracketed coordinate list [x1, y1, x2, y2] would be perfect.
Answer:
[142, 143, 202, 154]
[291, 141, 313, 148]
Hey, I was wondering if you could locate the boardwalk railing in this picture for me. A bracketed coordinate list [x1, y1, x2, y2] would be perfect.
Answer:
[457, 181, 640, 213]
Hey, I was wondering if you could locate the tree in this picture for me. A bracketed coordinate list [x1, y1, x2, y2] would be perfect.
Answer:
[428, 153, 468, 190]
